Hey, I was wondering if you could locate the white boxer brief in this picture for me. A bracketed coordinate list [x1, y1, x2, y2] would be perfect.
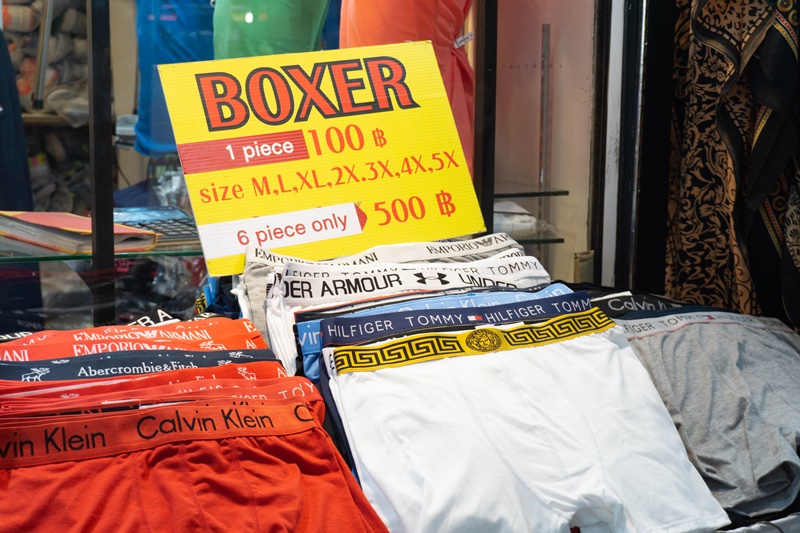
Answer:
[323, 308, 729, 532]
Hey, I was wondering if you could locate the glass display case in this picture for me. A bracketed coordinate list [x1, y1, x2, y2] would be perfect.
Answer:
[1, 0, 605, 329]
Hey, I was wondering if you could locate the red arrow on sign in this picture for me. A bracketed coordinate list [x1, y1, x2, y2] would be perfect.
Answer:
[354, 203, 368, 230]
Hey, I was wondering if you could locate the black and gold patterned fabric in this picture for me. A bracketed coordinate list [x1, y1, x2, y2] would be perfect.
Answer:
[667, 0, 800, 328]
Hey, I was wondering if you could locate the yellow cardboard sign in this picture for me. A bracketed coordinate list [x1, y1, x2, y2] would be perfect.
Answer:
[159, 41, 484, 276]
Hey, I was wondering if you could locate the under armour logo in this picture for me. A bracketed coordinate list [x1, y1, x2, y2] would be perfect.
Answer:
[414, 272, 450, 285]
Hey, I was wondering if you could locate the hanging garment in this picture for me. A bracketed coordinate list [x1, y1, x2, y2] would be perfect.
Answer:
[135, 0, 215, 157]
[667, 0, 800, 328]
[0, 27, 42, 336]
[339, 0, 475, 177]
[0, 27, 33, 210]
[742, 0, 800, 328]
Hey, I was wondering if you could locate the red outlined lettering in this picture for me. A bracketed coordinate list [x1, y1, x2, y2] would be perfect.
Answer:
[196, 72, 250, 131]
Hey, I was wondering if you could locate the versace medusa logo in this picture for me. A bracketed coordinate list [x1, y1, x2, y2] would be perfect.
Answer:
[465, 329, 501, 352]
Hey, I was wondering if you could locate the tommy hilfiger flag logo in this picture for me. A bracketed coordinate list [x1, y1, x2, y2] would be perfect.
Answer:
[414, 272, 450, 285]
[467, 315, 483, 321]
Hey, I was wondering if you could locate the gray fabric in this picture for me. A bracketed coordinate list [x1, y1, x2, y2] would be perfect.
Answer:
[617, 311, 800, 518]
[724, 512, 800, 533]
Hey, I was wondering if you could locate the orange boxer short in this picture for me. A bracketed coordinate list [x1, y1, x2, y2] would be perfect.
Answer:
[0, 317, 267, 359]
[0, 398, 388, 532]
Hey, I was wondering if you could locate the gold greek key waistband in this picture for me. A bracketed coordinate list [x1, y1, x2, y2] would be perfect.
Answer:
[332, 307, 614, 374]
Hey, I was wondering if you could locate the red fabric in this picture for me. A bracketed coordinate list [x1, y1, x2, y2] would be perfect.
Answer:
[0, 359, 286, 396]
[0, 317, 268, 360]
[0, 376, 325, 421]
[0, 399, 389, 532]
[340, 0, 475, 177]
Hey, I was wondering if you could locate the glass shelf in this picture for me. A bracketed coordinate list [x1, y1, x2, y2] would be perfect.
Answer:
[0, 236, 203, 264]
[494, 190, 570, 198]
[516, 237, 565, 245]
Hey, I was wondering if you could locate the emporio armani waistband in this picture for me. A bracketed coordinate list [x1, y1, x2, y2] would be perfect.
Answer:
[0, 318, 267, 359]
[247, 232, 524, 266]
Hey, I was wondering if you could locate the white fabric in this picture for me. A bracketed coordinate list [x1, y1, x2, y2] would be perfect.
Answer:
[240, 233, 525, 340]
[324, 322, 730, 533]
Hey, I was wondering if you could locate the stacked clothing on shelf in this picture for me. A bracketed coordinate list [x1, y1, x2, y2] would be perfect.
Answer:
[231, 233, 800, 531]
[230, 234, 721, 531]
[0, 314, 388, 532]
[3, 232, 800, 532]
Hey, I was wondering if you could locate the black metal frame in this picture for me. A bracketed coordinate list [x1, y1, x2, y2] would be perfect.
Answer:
[475, 0, 612, 284]
[614, 0, 676, 293]
[589, 0, 613, 283]
[88, 0, 116, 325]
[474, 0, 499, 234]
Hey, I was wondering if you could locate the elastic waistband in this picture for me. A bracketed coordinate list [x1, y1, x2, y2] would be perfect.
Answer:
[2, 318, 255, 347]
[0, 398, 317, 469]
[616, 311, 794, 339]
[292, 282, 576, 324]
[0, 377, 321, 418]
[328, 232, 521, 264]
[0, 353, 278, 381]
[246, 236, 523, 269]
[282, 269, 534, 304]
[330, 307, 615, 374]
[0, 360, 287, 398]
[320, 291, 593, 348]
[282, 255, 545, 278]
[246, 246, 312, 266]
